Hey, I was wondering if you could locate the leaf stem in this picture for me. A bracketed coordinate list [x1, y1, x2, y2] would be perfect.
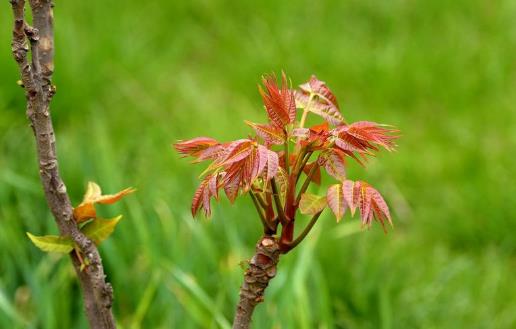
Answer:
[299, 94, 314, 129]
[253, 189, 268, 209]
[291, 149, 307, 177]
[283, 131, 290, 175]
[271, 178, 287, 225]
[250, 192, 274, 233]
[295, 151, 313, 184]
[285, 210, 323, 252]
[295, 161, 320, 206]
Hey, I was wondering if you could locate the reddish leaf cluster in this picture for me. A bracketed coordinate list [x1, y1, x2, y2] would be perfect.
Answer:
[175, 72, 399, 251]
[259, 72, 296, 128]
[175, 138, 279, 216]
[327, 180, 392, 230]
[295, 75, 344, 125]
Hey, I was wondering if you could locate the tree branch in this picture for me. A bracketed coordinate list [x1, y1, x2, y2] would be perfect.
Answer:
[250, 192, 275, 234]
[233, 236, 280, 329]
[10, 1, 116, 328]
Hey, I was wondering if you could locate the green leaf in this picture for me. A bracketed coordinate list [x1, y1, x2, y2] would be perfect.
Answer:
[26, 232, 74, 253]
[275, 167, 289, 206]
[81, 215, 122, 245]
[299, 193, 327, 215]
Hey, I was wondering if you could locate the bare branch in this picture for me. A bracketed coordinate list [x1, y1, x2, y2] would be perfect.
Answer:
[10, 1, 116, 328]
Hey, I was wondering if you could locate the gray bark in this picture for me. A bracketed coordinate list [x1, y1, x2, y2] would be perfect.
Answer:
[9, 1, 116, 328]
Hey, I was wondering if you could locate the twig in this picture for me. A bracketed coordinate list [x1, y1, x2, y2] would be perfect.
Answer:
[294, 151, 312, 184]
[284, 210, 323, 252]
[10, 1, 116, 328]
[298, 94, 314, 129]
[250, 192, 274, 234]
[295, 161, 320, 206]
[252, 189, 268, 209]
[283, 132, 290, 175]
[270, 178, 286, 225]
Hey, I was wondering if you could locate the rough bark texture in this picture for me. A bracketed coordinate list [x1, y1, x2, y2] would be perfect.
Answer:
[233, 236, 281, 329]
[9, 1, 116, 328]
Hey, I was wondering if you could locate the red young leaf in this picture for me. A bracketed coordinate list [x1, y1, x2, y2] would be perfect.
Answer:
[339, 180, 393, 230]
[245, 121, 285, 145]
[191, 174, 222, 217]
[295, 75, 344, 125]
[326, 184, 347, 222]
[208, 174, 219, 200]
[332, 121, 398, 158]
[323, 148, 347, 181]
[219, 139, 254, 166]
[174, 137, 219, 159]
[255, 145, 269, 181]
[310, 122, 330, 134]
[367, 185, 392, 230]
[297, 122, 331, 151]
[196, 144, 225, 162]
[299, 75, 340, 110]
[223, 171, 241, 203]
[202, 181, 212, 216]
[259, 72, 296, 128]
[302, 161, 321, 185]
[191, 180, 207, 217]
[265, 149, 279, 182]
[358, 182, 372, 224]
[342, 180, 356, 215]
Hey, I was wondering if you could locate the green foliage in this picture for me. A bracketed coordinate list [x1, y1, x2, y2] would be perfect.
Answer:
[80, 216, 123, 245]
[299, 193, 326, 215]
[26, 233, 74, 254]
[1, 0, 516, 328]
[27, 216, 123, 254]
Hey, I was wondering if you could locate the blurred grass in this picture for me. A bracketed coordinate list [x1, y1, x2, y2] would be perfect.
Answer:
[1, 0, 516, 328]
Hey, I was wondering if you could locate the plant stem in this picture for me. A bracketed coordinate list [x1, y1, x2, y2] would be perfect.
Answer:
[283, 132, 290, 175]
[250, 192, 274, 234]
[284, 210, 323, 252]
[10, 1, 116, 328]
[291, 149, 307, 178]
[233, 236, 280, 329]
[270, 178, 286, 224]
[295, 161, 320, 205]
[253, 190, 268, 209]
[298, 94, 314, 129]
[295, 151, 312, 184]
[299, 110, 309, 129]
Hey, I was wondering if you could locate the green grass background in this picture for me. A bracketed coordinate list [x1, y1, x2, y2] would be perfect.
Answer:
[1, 0, 516, 328]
